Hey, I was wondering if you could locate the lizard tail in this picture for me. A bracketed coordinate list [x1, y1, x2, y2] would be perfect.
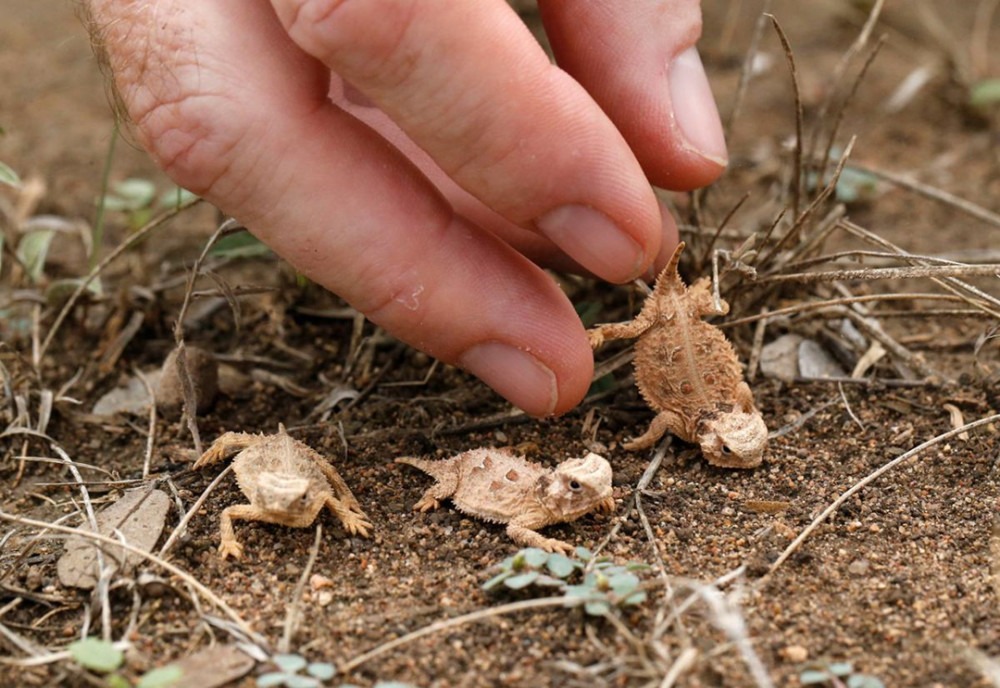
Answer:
[395, 456, 446, 479]
[653, 241, 686, 297]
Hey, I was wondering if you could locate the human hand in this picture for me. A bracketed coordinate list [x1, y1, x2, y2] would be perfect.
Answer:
[86, 0, 727, 416]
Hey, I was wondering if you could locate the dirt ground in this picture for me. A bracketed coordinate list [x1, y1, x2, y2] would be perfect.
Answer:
[2, 1, 1000, 686]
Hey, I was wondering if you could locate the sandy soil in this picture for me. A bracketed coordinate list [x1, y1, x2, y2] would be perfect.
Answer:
[1, 1, 999, 686]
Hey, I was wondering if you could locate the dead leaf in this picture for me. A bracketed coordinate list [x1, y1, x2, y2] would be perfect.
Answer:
[151, 645, 255, 688]
[760, 334, 803, 382]
[92, 370, 162, 417]
[57, 488, 171, 589]
[156, 345, 219, 414]
[851, 341, 886, 379]
[942, 403, 969, 441]
[798, 339, 846, 379]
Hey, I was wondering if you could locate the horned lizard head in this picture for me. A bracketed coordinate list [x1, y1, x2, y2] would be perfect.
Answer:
[535, 452, 615, 521]
[697, 406, 768, 468]
[254, 472, 324, 516]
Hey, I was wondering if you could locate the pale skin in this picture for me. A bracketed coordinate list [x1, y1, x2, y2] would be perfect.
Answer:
[85, 0, 728, 418]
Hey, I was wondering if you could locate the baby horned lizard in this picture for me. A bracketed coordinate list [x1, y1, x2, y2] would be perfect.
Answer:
[193, 425, 371, 560]
[589, 243, 768, 468]
[396, 449, 614, 553]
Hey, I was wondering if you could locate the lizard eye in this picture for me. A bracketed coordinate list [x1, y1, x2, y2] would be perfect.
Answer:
[722, 445, 733, 455]
[569, 480, 582, 491]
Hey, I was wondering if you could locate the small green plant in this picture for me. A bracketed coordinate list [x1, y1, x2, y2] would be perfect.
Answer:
[257, 653, 336, 688]
[68, 637, 183, 687]
[970, 78, 1000, 109]
[799, 661, 884, 688]
[210, 228, 273, 259]
[101, 178, 197, 231]
[0, 159, 20, 188]
[483, 546, 650, 616]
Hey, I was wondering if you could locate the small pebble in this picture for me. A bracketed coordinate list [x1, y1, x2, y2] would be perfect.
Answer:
[848, 558, 870, 576]
[310, 573, 334, 590]
[782, 645, 809, 663]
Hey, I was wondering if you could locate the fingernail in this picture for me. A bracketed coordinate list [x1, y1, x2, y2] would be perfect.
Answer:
[535, 204, 645, 283]
[459, 341, 558, 417]
[669, 46, 728, 166]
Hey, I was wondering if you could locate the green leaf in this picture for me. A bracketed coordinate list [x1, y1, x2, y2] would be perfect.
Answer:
[533, 575, 565, 587]
[971, 78, 1000, 107]
[158, 186, 199, 208]
[306, 662, 335, 680]
[625, 562, 652, 572]
[546, 553, 575, 578]
[483, 571, 514, 591]
[0, 160, 20, 188]
[846, 675, 885, 688]
[574, 546, 592, 562]
[504, 571, 540, 589]
[210, 230, 273, 259]
[45, 276, 103, 305]
[799, 670, 831, 684]
[497, 556, 516, 572]
[256, 674, 290, 688]
[107, 675, 131, 688]
[17, 228, 55, 282]
[828, 662, 853, 676]
[112, 178, 157, 208]
[621, 591, 647, 606]
[69, 638, 124, 673]
[584, 600, 611, 616]
[835, 168, 879, 204]
[285, 675, 320, 688]
[273, 654, 308, 673]
[137, 665, 184, 688]
[608, 572, 640, 596]
[522, 548, 549, 568]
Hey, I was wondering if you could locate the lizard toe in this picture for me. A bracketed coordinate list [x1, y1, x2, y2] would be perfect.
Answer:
[218, 540, 243, 561]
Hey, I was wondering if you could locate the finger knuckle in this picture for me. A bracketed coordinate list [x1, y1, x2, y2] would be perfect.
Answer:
[131, 91, 243, 200]
[285, 0, 422, 88]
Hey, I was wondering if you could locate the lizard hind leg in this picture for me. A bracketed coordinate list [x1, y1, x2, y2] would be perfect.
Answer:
[396, 457, 459, 511]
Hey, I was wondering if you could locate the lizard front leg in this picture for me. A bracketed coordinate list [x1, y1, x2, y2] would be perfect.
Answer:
[624, 410, 685, 451]
[506, 522, 573, 554]
[587, 306, 657, 350]
[217, 503, 267, 560]
[194, 432, 260, 469]
[325, 496, 372, 538]
[688, 277, 729, 317]
[304, 449, 366, 516]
